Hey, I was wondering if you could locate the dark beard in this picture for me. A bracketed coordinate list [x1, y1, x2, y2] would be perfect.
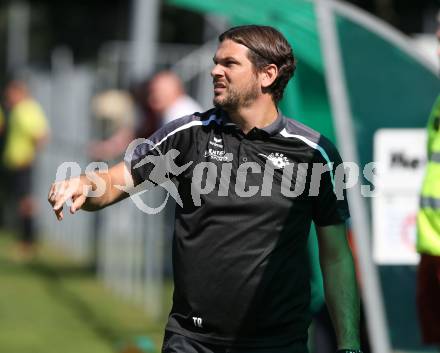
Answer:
[213, 82, 259, 111]
[213, 94, 239, 111]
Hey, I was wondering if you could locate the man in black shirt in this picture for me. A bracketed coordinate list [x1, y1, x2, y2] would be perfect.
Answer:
[48, 25, 361, 353]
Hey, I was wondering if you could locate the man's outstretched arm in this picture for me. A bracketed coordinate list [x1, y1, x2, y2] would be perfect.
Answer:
[316, 223, 361, 350]
[48, 161, 133, 220]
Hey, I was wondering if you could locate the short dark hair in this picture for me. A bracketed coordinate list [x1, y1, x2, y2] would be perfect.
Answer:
[219, 25, 296, 103]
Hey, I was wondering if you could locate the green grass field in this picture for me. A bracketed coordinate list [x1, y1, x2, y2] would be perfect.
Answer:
[0, 232, 173, 353]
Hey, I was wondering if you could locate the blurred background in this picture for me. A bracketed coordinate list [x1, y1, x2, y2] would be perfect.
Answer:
[0, 0, 439, 353]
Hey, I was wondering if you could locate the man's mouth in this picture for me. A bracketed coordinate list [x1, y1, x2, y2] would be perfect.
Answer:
[214, 82, 226, 89]
[213, 83, 226, 95]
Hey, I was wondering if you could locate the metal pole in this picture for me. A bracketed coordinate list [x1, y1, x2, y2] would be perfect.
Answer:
[129, 0, 160, 80]
[128, 0, 163, 319]
[6, 0, 30, 75]
[314, 1, 392, 352]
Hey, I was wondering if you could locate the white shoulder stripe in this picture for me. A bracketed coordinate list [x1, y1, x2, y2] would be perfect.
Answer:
[152, 114, 219, 150]
[280, 128, 335, 187]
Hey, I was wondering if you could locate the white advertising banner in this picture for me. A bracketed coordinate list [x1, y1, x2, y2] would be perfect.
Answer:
[373, 129, 427, 265]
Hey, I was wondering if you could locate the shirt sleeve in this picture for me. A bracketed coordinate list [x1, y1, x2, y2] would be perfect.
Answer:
[125, 114, 199, 186]
[311, 136, 350, 226]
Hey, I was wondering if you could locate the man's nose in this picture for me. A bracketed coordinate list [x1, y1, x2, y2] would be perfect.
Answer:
[211, 64, 223, 78]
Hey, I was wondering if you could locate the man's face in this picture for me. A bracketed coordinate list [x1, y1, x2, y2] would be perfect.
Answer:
[211, 39, 261, 111]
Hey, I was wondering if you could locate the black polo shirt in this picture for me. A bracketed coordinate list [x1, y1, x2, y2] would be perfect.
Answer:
[127, 108, 350, 347]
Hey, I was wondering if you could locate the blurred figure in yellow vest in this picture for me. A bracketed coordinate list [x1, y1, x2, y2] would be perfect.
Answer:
[0, 105, 4, 135]
[3, 80, 49, 259]
[416, 24, 440, 347]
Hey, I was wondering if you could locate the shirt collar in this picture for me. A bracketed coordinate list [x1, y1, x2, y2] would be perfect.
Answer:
[218, 108, 286, 136]
[258, 111, 286, 136]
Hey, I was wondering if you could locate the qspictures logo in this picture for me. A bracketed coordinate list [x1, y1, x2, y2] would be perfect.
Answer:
[54, 138, 378, 215]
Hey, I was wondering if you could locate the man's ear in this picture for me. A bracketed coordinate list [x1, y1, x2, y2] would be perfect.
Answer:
[261, 64, 278, 88]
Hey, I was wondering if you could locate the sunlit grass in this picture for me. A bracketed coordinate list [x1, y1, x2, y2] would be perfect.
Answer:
[0, 232, 173, 353]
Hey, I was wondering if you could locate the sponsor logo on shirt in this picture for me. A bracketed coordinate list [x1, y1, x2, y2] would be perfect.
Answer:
[209, 136, 224, 149]
[206, 136, 231, 161]
[204, 148, 232, 162]
[258, 152, 291, 169]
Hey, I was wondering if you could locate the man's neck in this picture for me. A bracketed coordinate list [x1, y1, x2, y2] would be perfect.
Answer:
[227, 98, 278, 134]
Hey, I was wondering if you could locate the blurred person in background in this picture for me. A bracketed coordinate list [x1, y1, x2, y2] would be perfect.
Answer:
[416, 20, 440, 350]
[89, 71, 201, 161]
[87, 74, 201, 276]
[0, 105, 5, 224]
[129, 77, 160, 140]
[148, 70, 202, 126]
[0, 105, 6, 226]
[0, 105, 4, 135]
[88, 89, 136, 161]
[3, 80, 49, 259]
[0, 104, 8, 229]
[147, 71, 202, 279]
